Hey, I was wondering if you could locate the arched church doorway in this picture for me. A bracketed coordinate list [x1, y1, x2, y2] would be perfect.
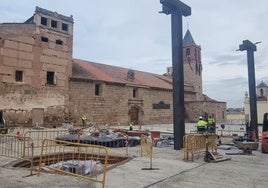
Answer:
[129, 105, 143, 125]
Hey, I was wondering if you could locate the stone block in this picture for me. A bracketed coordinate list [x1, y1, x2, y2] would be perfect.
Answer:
[19, 43, 33, 52]
[0, 65, 14, 74]
[3, 56, 18, 67]
[19, 51, 33, 60]
[4, 40, 18, 49]
[15, 36, 35, 45]
[2, 75, 14, 83]
[18, 59, 32, 69]
[48, 42, 55, 49]
[1, 48, 18, 58]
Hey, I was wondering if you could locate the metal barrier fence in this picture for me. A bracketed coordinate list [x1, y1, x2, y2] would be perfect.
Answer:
[0, 134, 34, 176]
[140, 136, 154, 169]
[183, 133, 217, 162]
[23, 129, 69, 148]
[37, 138, 109, 188]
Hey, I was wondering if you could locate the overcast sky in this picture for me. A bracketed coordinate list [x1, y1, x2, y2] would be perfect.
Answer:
[1, 0, 268, 108]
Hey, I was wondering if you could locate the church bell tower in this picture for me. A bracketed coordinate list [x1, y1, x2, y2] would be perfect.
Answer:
[183, 29, 202, 100]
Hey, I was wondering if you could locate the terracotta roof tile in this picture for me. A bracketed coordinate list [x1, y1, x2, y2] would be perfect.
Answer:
[72, 58, 172, 90]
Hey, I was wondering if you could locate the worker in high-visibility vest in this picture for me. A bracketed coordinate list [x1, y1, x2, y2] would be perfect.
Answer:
[129, 122, 133, 131]
[81, 115, 87, 127]
[208, 115, 215, 133]
[197, 116, 207, 132]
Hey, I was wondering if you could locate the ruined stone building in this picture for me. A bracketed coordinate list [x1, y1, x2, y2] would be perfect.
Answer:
[0, 7, 226, 126]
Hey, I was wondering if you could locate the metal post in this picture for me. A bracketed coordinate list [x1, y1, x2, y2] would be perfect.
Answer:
[238, 40, 258, 141]
[159, 0, 191, 149]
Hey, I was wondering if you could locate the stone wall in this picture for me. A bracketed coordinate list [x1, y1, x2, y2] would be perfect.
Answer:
[0, 82, 69, 126]
[69, 80, 174, 126]
[185, 100, 226, 123]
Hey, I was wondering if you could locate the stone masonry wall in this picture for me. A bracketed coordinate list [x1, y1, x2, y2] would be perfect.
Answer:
[0, 82, 69, 126]
[69, 80, 174, 126]
[185, 100, 226, 123]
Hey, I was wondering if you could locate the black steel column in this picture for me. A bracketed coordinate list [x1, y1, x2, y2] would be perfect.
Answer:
[239, 40, 258, 140]
[160, 0, 191, 150]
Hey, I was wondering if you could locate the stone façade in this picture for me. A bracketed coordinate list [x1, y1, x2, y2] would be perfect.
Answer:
[0, 7, 226, 127]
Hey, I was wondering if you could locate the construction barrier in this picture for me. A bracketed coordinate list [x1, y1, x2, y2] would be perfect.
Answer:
[23, 129, 69, 148]
[37, 138, 109, 188]
[183, 133, 217, 162]
[0, 134, 34, 176]
[139, 136, 160, 170]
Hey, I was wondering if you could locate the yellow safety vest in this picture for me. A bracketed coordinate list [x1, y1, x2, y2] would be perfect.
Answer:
[208, 118, 215, 124]
[82, 116, 87, 121]
[197, 120, 207, 127]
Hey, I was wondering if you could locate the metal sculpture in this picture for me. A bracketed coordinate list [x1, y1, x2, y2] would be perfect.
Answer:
[159, 0, 191, 149]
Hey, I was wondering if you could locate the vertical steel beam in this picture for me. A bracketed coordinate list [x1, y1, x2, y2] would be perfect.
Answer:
[160, 0, 191, 150]
[239, 40, 258, 140]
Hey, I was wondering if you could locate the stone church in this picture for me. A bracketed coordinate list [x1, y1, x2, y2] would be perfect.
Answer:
[0, 7, 226, 126]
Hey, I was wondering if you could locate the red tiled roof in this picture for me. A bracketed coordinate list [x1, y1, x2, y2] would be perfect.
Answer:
[72, 58, 172, 90]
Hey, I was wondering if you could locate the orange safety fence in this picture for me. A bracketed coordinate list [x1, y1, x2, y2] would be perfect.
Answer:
[37, 138, 109, 188]
[183, 133, 217, 162]
[23, 129, 69, 148]
[0, 134, 34, 176]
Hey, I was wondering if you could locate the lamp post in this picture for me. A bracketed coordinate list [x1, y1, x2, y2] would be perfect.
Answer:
[159, 0, 191, 150]
[238, 40, 259, 141]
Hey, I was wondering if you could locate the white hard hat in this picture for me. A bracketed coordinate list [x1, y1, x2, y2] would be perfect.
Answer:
[199, 116, 203, 120]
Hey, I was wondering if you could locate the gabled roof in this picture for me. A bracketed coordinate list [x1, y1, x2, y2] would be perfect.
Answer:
[72, 59, 173, 90]
[183, 29, 195, 45]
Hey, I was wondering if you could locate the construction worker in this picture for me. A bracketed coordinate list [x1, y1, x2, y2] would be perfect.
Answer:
[197, 116, 207, 132]
[208, 115, 215, 133]
[81, 115, 87, 127]
[129, 122, 133, 131]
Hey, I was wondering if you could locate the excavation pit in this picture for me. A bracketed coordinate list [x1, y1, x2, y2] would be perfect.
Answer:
[11, 152, 131, 171]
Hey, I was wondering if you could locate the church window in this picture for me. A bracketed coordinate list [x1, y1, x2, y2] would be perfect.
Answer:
[51, 20, 57, 28]
[133, 88, 138, 98]
[15, 70, 23, 82]
[41, 17, 47, 26]
[95, 84, 101, 96]
[47, 71, 56, 85]
[186, 48, 190, 57]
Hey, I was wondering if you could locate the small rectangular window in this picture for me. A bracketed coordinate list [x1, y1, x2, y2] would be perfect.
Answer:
[56, 39, 63, 45]
[51, 20, 57, 28]
[133, 88, 137, 98]
[41, 37, 48, 42]
[62, 23, 68, 31]
[95, 84, 100, 96]
[47, 71, 56, 85]
[41, 17, 47, 26]
[15, 70, 23, 82]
